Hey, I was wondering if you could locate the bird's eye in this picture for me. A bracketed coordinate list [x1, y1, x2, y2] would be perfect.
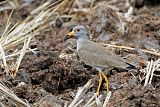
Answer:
[76, 29, 80, 32]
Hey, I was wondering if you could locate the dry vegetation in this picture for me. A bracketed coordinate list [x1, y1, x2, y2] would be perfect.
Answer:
[0, 0, 160, 107]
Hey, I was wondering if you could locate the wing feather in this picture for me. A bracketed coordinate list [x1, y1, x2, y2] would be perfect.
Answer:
[78, 40, 127, 68]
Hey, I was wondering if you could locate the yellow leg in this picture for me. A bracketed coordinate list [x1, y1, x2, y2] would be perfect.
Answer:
[96, 72, 102, 95]
[101, 72, 109, 93]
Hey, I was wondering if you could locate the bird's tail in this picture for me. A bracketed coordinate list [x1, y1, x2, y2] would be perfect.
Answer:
[125, 62, 136, 69]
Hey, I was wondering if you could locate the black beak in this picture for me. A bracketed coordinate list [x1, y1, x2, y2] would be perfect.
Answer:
[63, 31, 75, 42]
[63, 35, 68, 42]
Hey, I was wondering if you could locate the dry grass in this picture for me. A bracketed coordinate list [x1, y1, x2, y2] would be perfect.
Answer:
[0, 82, 29, 107]
[0, 0, 34, 11]
[0, 0, 160, 106]
[102, 43, 160, 57]
[69, 79, 112, 107]
[0, 0, 75, 76]
[142, 59, 160, 86]
[0, 0, 75, 106]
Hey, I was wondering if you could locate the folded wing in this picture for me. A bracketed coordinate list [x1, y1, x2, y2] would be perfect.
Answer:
[78, 40, 127, 68]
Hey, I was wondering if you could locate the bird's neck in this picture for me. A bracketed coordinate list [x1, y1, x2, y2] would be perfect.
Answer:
[77, 38, 88, 52]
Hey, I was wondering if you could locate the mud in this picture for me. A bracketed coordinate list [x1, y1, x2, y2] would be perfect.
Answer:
[0, 0, 160, 107]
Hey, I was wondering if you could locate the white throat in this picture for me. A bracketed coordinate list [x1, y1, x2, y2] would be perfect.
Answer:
[77, 38, 85, 52]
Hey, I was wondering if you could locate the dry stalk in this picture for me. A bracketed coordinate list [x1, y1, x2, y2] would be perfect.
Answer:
[12, 36, 32, 76]
[0, 0, 34, 12]
[8, 0, 19, 9]
[95, 94, 103, 107]
[69, 78, 112, 107]
[0, 0, 13, 11]
[0, 82, 29, 107]
[69, 79, 93, 107]
[102, 43, 160, 57]
[0, 102, 5, 107]
[143, 59, 160, 86]
[5, 48, 37, 59]
[84, 94, 97, 107]
[0, 42, 9, 74]
[0, 0, 75, 106]
[103, 91, 112, 107]
[74, 99, 84, 107]
[0, 0, 74, 76]
[86, 95, 102, 107]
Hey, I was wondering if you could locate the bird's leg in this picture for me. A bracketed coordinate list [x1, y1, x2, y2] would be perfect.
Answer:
[101, 72, 109, 93]
[96, 72, 102, 95]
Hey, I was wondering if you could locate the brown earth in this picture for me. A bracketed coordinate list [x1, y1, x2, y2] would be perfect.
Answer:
[0, 0, 160, 107]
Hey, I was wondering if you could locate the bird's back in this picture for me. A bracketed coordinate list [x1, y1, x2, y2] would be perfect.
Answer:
[78, 40, 127, 68]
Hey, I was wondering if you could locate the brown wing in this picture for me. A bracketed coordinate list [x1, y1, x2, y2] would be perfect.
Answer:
[78, 40, 127, 68]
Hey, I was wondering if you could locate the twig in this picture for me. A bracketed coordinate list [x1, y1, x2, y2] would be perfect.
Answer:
[83, 94, 97, 107]
[143, 59, 160, 86]
[0, 82, 29, 107]
[0, 102, 5, 107]
[0, 43, 8, 74]
[69, 79, 93, 107]
[149, 59, 160, 84]
[87, 100, 96, 107]
[95, 94, 103, 107]
[144, 60, 153, 86]
[102, 43, 160, 57]
[13, 36, 32, 76]
[8, 0, 19, 9]
[74, 99, 84, 107]
[5, 48, 37, 60]
[153, 74, 160, 77]
[103, 91, 112, 107]
[1, 10, 14, 37]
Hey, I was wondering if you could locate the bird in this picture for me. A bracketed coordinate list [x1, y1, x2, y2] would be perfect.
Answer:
[64, 25, 128, 94]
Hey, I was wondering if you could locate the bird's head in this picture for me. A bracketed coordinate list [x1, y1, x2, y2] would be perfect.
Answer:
[64, 25, 88, 41]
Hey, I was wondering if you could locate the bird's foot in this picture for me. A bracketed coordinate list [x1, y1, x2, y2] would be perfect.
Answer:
[96, 71, 109, 95]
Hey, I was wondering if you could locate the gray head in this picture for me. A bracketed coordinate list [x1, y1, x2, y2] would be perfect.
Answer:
[64, 25, 89, 41]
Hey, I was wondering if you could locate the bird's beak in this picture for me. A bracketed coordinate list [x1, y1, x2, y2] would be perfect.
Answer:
[63, 31, 75, 42]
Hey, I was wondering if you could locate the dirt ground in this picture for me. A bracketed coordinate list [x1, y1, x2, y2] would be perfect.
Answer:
[0, 0, 160, 107]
